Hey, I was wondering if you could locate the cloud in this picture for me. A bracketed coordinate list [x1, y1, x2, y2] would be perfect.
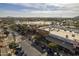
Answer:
[13, 3, 62, 11]
[0, 3, 79, 17]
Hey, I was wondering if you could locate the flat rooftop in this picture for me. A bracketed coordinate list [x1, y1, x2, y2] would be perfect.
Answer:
[15, 21, 51, 25]
[39, 26, 79, 42]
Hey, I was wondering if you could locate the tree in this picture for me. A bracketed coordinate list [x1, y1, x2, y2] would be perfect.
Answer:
[48, 43, 60, 50]
[3, 27, 9, 37]
[9, 43, 19, 49]
[74, 21, 79, 28]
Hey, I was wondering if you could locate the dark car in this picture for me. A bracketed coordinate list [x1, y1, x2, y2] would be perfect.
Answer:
[15, 47, 22, 51]
[15, 50, 24, 56]
[15, 47, 22, 55]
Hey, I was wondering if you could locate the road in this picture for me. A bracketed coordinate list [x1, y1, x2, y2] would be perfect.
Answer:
[9, 30, 42, 56]
[20, 39, 43, 56]
[9, 29, 47, 56]
[0, 28, 20, 56]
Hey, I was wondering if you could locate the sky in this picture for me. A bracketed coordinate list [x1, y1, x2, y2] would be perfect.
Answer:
[0, 3, 79, 17]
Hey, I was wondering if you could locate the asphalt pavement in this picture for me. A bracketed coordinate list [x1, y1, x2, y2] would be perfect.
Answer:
[20, 39, 42, 56]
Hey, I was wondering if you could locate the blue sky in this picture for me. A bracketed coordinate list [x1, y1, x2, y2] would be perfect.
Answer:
[0, 3, 79, 17]
[0, 3, 27, 11]
[0, 3, 60, 11]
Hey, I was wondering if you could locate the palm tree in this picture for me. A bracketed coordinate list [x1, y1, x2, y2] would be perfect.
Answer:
[66, 35, 68, 38]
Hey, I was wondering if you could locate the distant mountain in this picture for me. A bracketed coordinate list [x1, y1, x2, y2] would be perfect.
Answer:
[74, 16, 79, 19]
